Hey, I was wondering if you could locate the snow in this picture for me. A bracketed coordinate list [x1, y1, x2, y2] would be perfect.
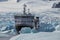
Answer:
[1, 27, 7, 31]
[9, 26, 60, 40]
[10, 32, 60, 40]
[0, 29, 16, 35]
[0, 30, 11, 34]
[55, 25, 60, 31]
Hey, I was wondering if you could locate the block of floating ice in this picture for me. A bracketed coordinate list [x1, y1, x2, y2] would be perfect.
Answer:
[20, 27, 31, 34]
[9, 29, 16, 35]
[32, 28, 38, 33]
[1, 27, 7, 31]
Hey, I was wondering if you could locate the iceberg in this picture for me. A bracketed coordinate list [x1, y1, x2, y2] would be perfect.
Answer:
[20, 27, 31, 34]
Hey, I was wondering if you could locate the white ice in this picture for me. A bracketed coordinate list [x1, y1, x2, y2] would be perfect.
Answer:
[10, 32, 60, 40]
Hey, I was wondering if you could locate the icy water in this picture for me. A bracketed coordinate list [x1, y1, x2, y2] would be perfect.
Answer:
[10, 32, 60, 40]
[0, 33, 15, 40]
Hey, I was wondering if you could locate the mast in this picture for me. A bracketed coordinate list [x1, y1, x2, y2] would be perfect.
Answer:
[28, 9, 30, 14]
[23, 4, 27, 14]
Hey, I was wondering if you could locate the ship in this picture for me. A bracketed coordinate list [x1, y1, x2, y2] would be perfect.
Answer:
[14, 4, 39, 34]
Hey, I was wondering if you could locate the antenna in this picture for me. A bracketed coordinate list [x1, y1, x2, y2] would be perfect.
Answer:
[28, 9, 30, 14]
[23, 4, 27, 14]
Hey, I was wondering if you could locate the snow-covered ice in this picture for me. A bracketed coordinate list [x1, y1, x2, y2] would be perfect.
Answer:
[10, 25, 60, 40]
[10, 32, 60, 40]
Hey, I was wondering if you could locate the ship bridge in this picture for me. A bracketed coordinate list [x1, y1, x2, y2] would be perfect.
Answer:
[15, 13, 35, 34]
